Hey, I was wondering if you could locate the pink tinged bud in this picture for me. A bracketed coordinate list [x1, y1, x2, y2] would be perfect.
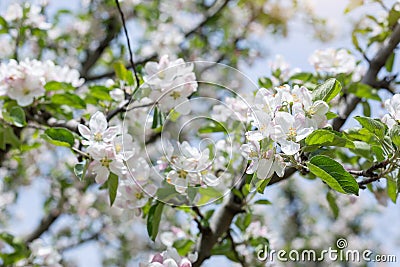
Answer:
[151, 253, 164, 263]
[179, 259, 192, 267]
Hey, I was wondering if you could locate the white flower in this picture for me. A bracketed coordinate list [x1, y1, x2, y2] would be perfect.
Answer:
[4, 3, 23, 22]
[88, 145, 126, 184]
[140, 248, 192, 267]
[291, 85, 329, 128]
[165, 141, 218, 194]
[0, 59, 45, 106]
[110, 88, 125, 102]
[114, 180, 156, 209]
[78, 111, 119, 147]
[29, 239, 62, 267]
[144, 55, 198, 113]
[309, 48, 356, 75]
[43, 60, 84, 87]
[0, 59, 83, 106]
[270, 112, 313, 155]
[241, 143, 286, 179]
[382, 94, 400, 128]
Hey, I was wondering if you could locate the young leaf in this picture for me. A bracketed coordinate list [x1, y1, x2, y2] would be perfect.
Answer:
[326, 191, 339, 219]
[74, 161, 88, 181]
[312, 78, 342, 103]
[305, 129, 354, 148]
[354, 116, 386, 139]
[45, 81, 75, 91]
[254, 199, 272, 205]
[108, 173, 119, 206]
[389, 125, 400, 147]
[147, 201, 164, 241]
[43, 127, 75, 147]
[387, 177, 398, 204]
[51, 93, 86, 109]
[258, 77, 273, 88]
[307, 155, 359, 195]
[3, 106, 26, 127]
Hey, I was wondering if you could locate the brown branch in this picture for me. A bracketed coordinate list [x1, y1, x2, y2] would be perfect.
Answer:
[193, 167, 296, 266]
[81, 16, 121, 79]
[227, 231, 248, 267]
[25, 198, 64, 243]
[85, 0, 231, 81]
[332, 23, 400, 131]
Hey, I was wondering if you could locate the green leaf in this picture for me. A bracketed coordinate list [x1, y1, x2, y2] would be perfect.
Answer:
[351, 141, 373, 161]
[354, 116, 386, 139]
[326, 191, 339, 219]
[289, 72, 313, 82]
[45, 81, 75, 91]
[348, 83, 381, 101]
[152, 107, 158, 129]
[51, 93, 86, 109]
[312, 78, 342, 103]
[307, 155, 359, 195]
[362, 101, 371, 117]
[3, 106, 26, 127]
[254, 199, 272, 205]
[114, 61, 135, 86]
[345, 128, 377, 144]
[108, 173, 119, 206]
[74, 161, 88, 181]
[387, 177, 398, 203]
[326, 111, 338, 120]
[198, 122, 226, 133]
[258, 77, 273, 88]
[0, 16, 8, 31]
[385, 52, 395, 72]
[305, 129, 354, 148]
[256, 178, 271, 194]
[43, 127, 75, 147]
[173, 239, 195, 256]
[89, 85, 113, 101]
[0, 125, 21, 150]
[389, 125, 400, 147]
[147, 201, 164, 241]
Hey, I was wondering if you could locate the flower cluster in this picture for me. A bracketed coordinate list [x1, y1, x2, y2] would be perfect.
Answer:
[382, 93, 400, 129]
[140, 248, 194, 267]
[309, 48, 356, 75]
[79, 112, 157, 210]
[78, 112, 126, 184]
[0, 59, 83, 106]
[3, 3, 51, 30]
[241, 84, 329, 179]
[143, 55, 198, 114]
[161, 141, 218, 194]
[28, 239, 62, 267]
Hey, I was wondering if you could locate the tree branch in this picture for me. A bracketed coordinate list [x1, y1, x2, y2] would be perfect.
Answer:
[193, 167, 296, 266]
[332, 23, 400, 131]
[85, 0, 231, 81]
[81, 16, 120, 79]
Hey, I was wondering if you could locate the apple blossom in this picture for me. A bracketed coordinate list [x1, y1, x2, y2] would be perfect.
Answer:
[78, 111, 119, 148]
[144, 56, 198, 113]
[270, 112, 313, 155]
[0, 59, 83, 106]
[165, 141, 219, 194]
[140, 248, 193, 267]
[309, 48, 356, 75]
[382, 93, 400, 129]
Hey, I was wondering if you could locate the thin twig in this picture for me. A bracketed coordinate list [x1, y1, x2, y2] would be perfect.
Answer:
[115, 0, 140, 93]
